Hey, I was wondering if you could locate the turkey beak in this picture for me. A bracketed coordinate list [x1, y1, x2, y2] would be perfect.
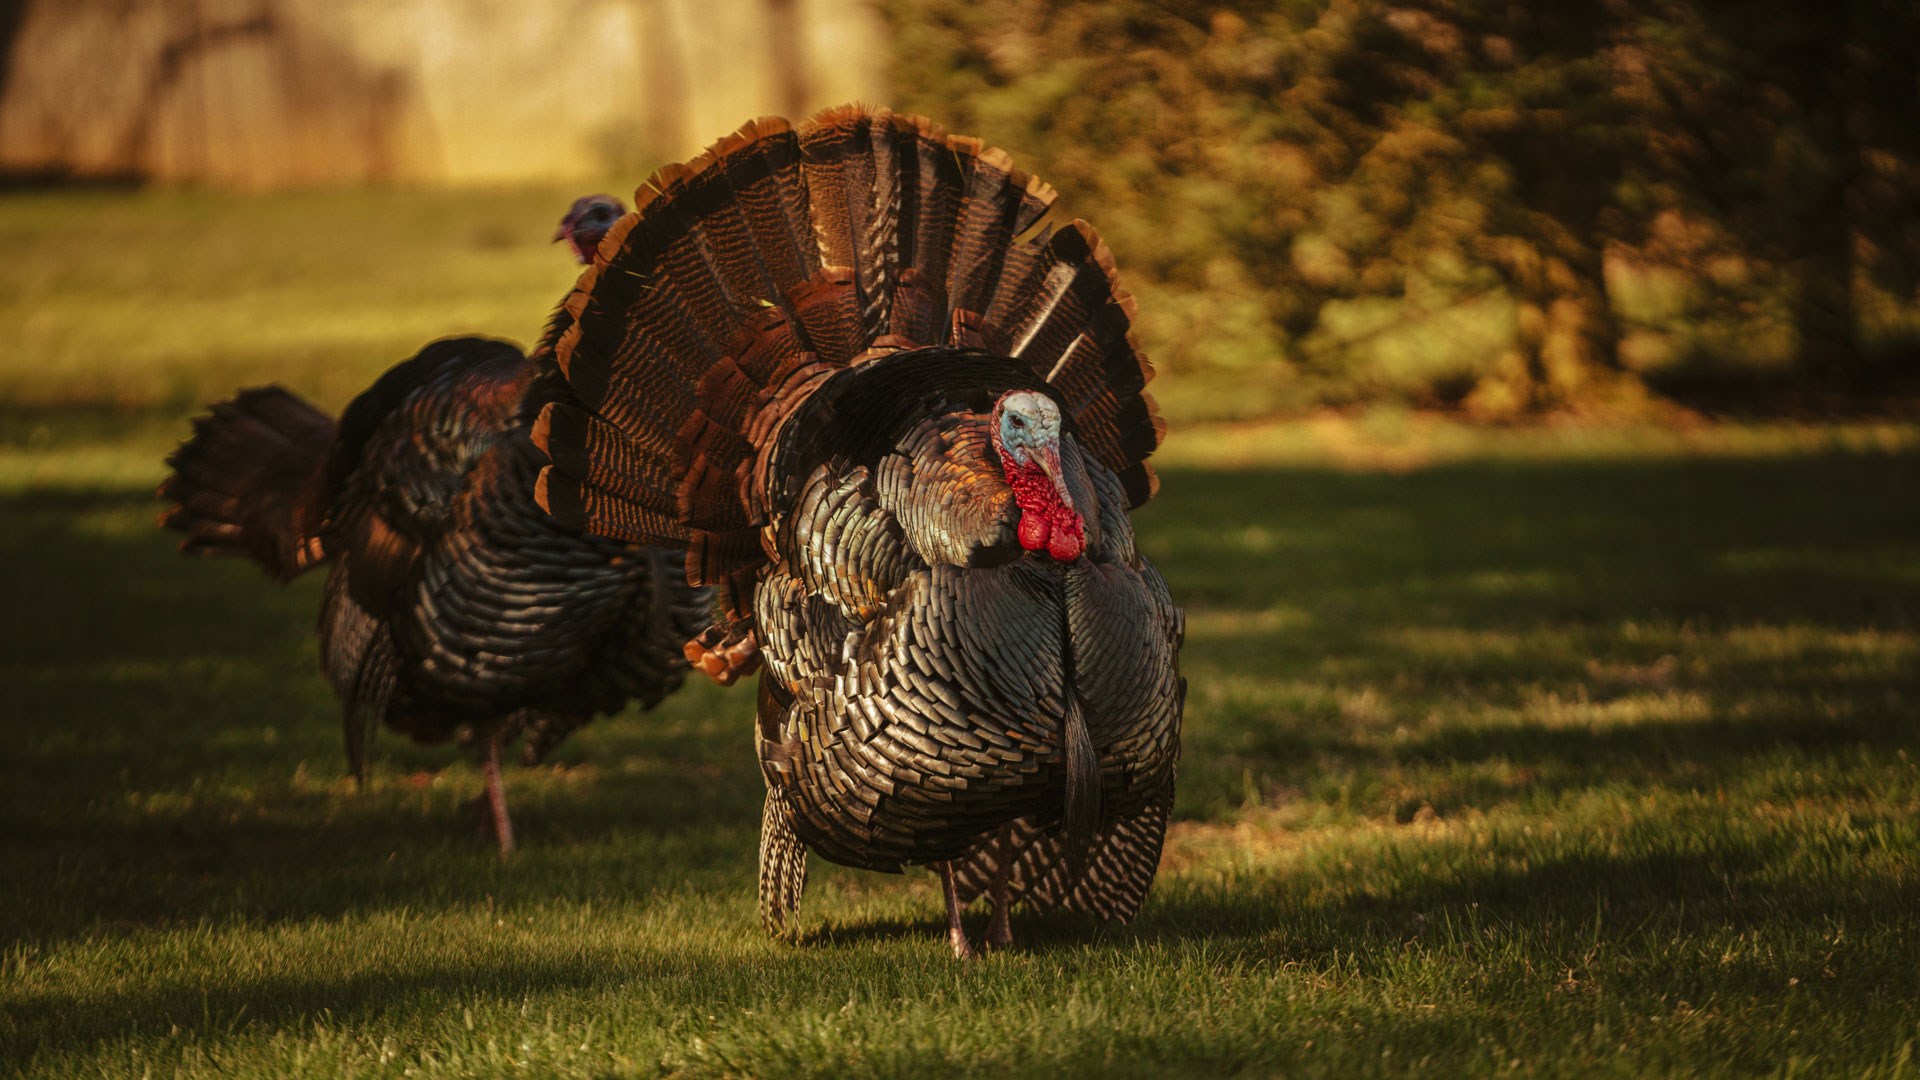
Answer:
[551, 222, 571, 244]
[1034, 441, 1075, 512]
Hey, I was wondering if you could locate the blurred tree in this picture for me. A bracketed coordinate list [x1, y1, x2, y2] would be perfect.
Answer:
[765, 0, 810, 117]
[1635, 0, 1920, 398]
[880, 0, 1920, 418]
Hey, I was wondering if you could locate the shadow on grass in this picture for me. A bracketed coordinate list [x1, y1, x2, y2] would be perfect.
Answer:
[3, 947, 674, 1070]
[662, 823, 1911, 1014]
[1149, 451, 1920, 818]
[10, 827, 1914, 1069]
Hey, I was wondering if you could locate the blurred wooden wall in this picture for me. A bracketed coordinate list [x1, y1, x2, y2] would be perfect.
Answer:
[0, 0, 888, 188]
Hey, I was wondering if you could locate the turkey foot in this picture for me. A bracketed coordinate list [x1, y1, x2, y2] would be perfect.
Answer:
[481, 732, 515, 858]
[938, 861, 978, 960]
[684, 626, 762, 686]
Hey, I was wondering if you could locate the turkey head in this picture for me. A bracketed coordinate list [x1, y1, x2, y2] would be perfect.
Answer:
[552, 194, 627, 265]
[991, 389, 1085, 562]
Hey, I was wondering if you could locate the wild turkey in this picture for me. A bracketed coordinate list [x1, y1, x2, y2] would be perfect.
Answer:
[534, 106, 1185, 955]
[554, 194, 627, 264]
[158, 205, 710, 856]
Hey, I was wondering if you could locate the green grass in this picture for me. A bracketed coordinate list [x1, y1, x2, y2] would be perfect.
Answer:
[3, 189, 1920, 1077]
[0, 187, 603, 418]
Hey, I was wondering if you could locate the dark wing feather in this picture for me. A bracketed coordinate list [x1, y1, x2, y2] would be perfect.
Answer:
[316, 556, 399, 781]
[322, 338, 527, 618]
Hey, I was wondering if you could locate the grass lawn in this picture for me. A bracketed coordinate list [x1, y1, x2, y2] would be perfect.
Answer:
[3, 189, 1919, 1077]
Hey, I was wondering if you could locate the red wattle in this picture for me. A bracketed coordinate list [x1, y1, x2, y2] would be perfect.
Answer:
[1002, 459, 1085, 562]
[1018, 511, 1051, 552]
[1047, 512, 1084, 561]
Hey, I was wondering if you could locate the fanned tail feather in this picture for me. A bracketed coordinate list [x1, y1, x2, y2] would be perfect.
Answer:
[158, 386, 335, 581]
[534, 105, 1164, 580]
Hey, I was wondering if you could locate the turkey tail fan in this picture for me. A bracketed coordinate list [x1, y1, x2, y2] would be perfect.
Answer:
[158, 386, 335, 581]
[535, 104, 1165, 576]
[995, 223, 1164, 507]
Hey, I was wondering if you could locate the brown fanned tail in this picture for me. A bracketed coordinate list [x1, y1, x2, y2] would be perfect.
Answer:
[158, 386, 334, 581]
[534, 104, 1164, 577]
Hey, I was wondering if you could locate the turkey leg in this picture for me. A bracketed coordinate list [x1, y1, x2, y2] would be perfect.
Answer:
[986, 853, 1015, 951]
[483, 732, 515, 858]
[938, 861, 977, 960]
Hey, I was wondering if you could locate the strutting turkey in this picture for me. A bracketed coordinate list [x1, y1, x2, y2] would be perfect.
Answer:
[157, 202, 709, 857]
[533, 106, 1186, 955]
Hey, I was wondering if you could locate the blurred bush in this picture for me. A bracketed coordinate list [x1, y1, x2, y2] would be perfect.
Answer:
[881, 0, 1920, 421]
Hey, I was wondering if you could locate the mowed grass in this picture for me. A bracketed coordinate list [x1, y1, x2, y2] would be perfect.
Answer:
[2, 189, 1919, 1078]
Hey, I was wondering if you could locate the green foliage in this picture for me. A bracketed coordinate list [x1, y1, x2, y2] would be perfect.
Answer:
[880, 0, 1920, 418]
[4, 418, 1919, 1076]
